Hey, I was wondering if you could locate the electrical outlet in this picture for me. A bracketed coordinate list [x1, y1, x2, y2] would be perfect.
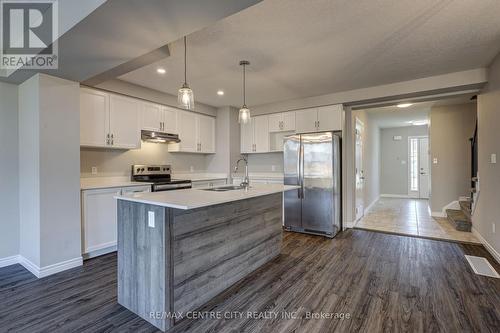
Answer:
[148, 211, 155, 228]
[433, 158, 438, 164]
[91, 167, 98, 175]
[491, 154, 497, 164]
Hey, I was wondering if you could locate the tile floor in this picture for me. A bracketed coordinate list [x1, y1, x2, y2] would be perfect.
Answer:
[355, 197, 480, 243]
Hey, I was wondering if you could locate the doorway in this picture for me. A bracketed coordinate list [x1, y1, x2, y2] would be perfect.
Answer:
[355, 118, 364, 221]
[408, 136, 429, 199]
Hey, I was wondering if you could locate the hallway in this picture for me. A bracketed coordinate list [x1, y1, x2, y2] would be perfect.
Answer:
[355, 198, 480, 243]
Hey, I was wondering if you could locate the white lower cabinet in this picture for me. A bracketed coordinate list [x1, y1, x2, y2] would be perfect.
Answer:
[191, 179, 227, 188]
[81, 185, 150, 258]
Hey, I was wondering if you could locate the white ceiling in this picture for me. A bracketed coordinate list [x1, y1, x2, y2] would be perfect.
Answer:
[119, 0, 500, 108]
[364, 96, 474, 128]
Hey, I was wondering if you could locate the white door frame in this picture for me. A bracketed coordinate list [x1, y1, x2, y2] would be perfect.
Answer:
[355, 117, 365, 221]
[408, 135, 429, 198]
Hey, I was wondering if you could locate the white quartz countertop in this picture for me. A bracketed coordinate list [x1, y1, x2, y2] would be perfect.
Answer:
[116, 184, 299, 210]
[81, 177, 152, 190]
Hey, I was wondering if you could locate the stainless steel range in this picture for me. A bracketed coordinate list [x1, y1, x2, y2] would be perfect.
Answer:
[131, 164, 191, 192]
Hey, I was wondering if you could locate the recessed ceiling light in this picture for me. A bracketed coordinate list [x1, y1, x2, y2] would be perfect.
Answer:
[217, 90, 224, 96]
[397, 103, 413, 108]
[156, 68, 166, 74]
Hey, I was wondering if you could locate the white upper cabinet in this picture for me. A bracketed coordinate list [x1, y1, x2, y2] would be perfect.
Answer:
[295, 108, 319, 133]
[317, 104, 342, 131]
[268, 111, 295, 132]
[197, 115, 215, 153]
[141, 102, 163, 132]
[169, 111, 215, 154]
[295, 105, 342, 133]
[254, 115, 269, 153]
[109, 94, 141, 149]
[141, 103, 178, 133]
[80, 88, 109, 147]
[162, 106, 178, 133]
[240, 115, 269, 153]
[80, 88, 140, 149]
[240, 118, 254, 154]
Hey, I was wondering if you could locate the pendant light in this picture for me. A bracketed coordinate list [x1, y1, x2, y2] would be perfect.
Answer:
[238, 60, 251, 124]
[178, 36, 194, 110]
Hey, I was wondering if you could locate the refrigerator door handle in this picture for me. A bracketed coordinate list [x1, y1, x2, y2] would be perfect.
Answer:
[299, 139, 304, 199]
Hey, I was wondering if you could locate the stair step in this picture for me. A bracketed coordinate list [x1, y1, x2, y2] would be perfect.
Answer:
[459, 200, 472, 220]
[446, 209, 471, 232]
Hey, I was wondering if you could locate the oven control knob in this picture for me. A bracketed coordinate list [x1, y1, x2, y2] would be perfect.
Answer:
[141, 168, 145, 172]
[136, 168, 140, 173]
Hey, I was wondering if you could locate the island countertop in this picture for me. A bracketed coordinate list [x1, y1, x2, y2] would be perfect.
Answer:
[115, 183, 299, 210]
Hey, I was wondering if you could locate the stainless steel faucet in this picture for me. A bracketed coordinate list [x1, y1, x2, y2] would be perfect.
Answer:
[234, 155, 250, 189]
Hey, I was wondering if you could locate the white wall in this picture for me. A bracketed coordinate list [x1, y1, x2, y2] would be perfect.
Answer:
[81, 143, 208, 177]
[18, 74, 82, 272]
[474, 53, 500, 260]
[0, 82, 19, 260]
[430, 103, 476, 212]
[206, 106, 241, 176]
[352, 110, 381, 210]
[95, 79, 217, 117]
[380, 125, 428, 196]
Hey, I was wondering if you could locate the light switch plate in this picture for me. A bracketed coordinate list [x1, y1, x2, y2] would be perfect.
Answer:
[491, 154, 497, 164]
[148, 211, 155, 228]
[433, 158, 438, 164]
[91, 167, 98, 175]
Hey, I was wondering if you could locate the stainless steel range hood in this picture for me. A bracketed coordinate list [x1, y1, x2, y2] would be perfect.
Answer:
[141, 130, 180, 143]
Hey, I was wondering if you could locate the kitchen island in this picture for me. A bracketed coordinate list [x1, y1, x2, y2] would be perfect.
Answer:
[115, 184, 298, 331]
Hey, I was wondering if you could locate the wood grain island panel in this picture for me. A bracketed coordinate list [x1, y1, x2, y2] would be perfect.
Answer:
[117, 192, 283, 331]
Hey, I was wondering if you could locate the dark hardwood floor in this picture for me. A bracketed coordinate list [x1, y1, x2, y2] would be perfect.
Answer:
[1, 229, 499, 333]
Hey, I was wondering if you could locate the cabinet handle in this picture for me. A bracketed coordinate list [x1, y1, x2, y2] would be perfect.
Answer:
[106, 133, 110, 145]
[110, 133, 114, 145]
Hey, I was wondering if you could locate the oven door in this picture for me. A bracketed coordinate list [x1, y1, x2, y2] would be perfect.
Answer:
[153, 183, 192, 191]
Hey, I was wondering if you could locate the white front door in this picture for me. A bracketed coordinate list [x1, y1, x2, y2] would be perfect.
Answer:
[419, 137, 430, 198]
[408, 136, 430, 198]
[355, 118, 364, 221]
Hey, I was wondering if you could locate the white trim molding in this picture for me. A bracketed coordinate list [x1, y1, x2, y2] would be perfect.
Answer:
[380, 194, 411, 198]
[364, 196, 380, 215]
[431, 200, 460, 218]
[472, 227, 500, 264]
[18, 256, 83, 278]
[0, 255, 20, 268]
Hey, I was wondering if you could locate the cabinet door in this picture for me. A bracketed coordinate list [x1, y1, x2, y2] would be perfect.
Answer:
[121, 185, 151, 194]
[240, 119, 254, 153]
[176, 111, 198, 152]
[295, 108, 318, 133]
[162, 106, 178, 133]
[317, 104, 343, 131]
[198, 115, 215, 153]
[82, 188, 121, 254]
[80, 88, 109, 147]
[268, 113, 283, 132]
[253, 115, 269, 153]
[282, 111, 296, 131]
[141, 102, 162, 131]
[109, 95, 141, 149]
[191, 181, 210, 189]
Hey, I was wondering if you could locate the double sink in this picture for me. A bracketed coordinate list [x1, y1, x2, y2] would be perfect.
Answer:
[201, 185, 248, 192]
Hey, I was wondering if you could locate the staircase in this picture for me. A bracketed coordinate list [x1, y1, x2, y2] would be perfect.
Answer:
[446, 198, 472, 232]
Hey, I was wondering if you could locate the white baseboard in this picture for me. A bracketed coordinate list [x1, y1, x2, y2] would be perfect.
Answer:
[0, 255, 20, 268]
[472, 227, 500, 264]
[364, 196, 380, 215]
[83, 245, 116, 259]
[344, 221, 355, 229]
[380, 194, 411, 198]
[18, 255, 83, 278]
[432, 200, 460, 218]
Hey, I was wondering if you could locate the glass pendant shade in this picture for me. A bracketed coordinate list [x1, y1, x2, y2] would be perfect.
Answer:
[238, 60, 251, 124]
[178, 36, 194, 110]
[178, 83, 194, 110]
[238, 105, 251, 124]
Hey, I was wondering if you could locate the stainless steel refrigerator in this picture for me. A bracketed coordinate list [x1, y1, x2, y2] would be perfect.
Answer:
[283, 132, 341, 238]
